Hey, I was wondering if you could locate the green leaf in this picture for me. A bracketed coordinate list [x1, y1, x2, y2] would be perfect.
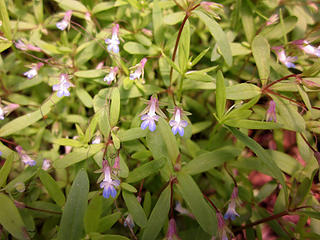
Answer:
[6, 167, 38, 192]
[226, 83, 261, 100]
[110, 88, 120, 127]
[152, 0, 163, 44]
[126, 158, 165, 183]
[227, 127, 288, 205]
[0, 94, 63, 137]
[161, 51, 182, 74]
[57, 169, 89, 240]
[261, 16, 298, 40]
[224, 119, 281, 129]
[216, 70, 226, 119]
[74, 70, 106, 79]
[141, 186, 170, 240]
[54, 0, 88, 12]
[84, 114, 99, 144]
[0, 39, 12, 53]
[33, 0, 43, 23]
[163, 12, 184, 25]
[120, 183, 137, 193]
[252, 35, 270, 85]
[158, 118, 179, 165]
[91, 233, 130, 240]
[122, 191, 147, 227]
[183, 146, 241, 175]
[39, 170, 65, 207]
[118, 128, 147, 142]
[0, 194, 27, 240]
[84, 195, 102, 234]
[0, 0, 12, 40]
[0, 153, 15, 187]
[195, 10, 232, 66]
[230, 43, 251, 56]
[53, 138, 84, 147]
[177, 173, 217, 235]
[241, 0, 255, 43]
[178, 19, 190, 73]
[98, 212, 122, 232]
[53, 144, 104, 168]
[191, 47, 210, 67]
[123, 42, 149, 55]
[76, 88, 93, 108]
[92, 2, 114, 14]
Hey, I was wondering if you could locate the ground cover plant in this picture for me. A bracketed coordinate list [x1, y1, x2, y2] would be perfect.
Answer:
[0, 0, 320, 239]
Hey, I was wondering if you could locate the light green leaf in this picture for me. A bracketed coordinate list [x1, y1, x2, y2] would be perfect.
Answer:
[230, 43, 251, 56]
[120, 182, 137, 193]
[163, 12, 184, 25]
[241, 0, 255, 43]
[141, 186, 170, 240]
[58, 169, 89, 240]
[118, 128, 147, 142]
[39, 170, 65, 207]
[0, 193, 27, 240]
[178, 19, 190, 73]
[195, 10, 232, 66]
[177, 173, 217, 235]
[224, 119, 281, 129]
[110, 88, 120, 127]
[6, 167, 38, 192]
[74, 70, 106, 79]
[191, 47, 210, 67]
[54, 0, 88, 12]
[92, 2, 114, 14]
[123, 42, 149, 55]
[0, 40, 12, 53]
[152, 0, 163, 45]
[261, 16, 298, 40]
[0, 0, 12, 40]
[53, 138, 84, 147]
[76, 88, 93, 108]
[122, 191, 147, 227]
[0, 153, 15, 187]
[252, 35, 270, 85]
[0, 94, 62, 137]
[53, 144, 104, 168]
[226, 83, 261, 100]
[183, 146, 241, 175]
[126, 158, 165, 183]
[216, 70, 226, 119]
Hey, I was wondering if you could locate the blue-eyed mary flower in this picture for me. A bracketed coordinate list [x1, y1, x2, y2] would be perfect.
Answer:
[224, 187, 240, 221]
[104, 67, 119, 85]
[100, 165, 120, 199]
[129, 58, 147, 82]
[293, 40, 320, 57]
[42, 159, 51, 171]
[24, 62, 44, 79]
[15, 39, 41, 52]
[273, 47, 296, 68]
[16, 146, 36, 167]
[56, 10, 72, 31]
[140, 96, 166, 132]
[0, 101, 19, 120]
[266, 100, 277, 122]
[169, 107, 188, 137]
[105, 24, 120, 54]
[52, 74, 73, 97]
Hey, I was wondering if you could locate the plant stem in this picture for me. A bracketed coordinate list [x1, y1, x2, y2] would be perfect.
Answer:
[262, 74, 297, 92]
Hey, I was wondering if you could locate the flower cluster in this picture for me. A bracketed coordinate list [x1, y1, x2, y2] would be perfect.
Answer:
[16, 146, 36, 167]
[52, 74, 73, 97]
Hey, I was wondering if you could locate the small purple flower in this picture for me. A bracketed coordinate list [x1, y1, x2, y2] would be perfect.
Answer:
[200, 1, 224, 20]
[92, 135, 101, 144]
[266, 100, 277, 122]
[52, 74, 73, 97]
[293, 40, 320, 57]
[15, 40, 41, 52]
[129, 58, 147, 81]
[16, 146, 36, 166]
[169, 107, 188, 136]
[100, 166, 120, 199]
[140, 96, 160, 132]
[124, 214, 135, 229]
[42, 159, 51, 171]
[224, 187, 240, 221]
[0, 102, 19, 120]
[216, 212, 228, 240]
[104, 67, 119, 85]
[56, 10, 72, 31]
[105, 24, 120, 54]
[24, 62, 44, 79]
[273, 47, 296, 68]
[166, 218, 181, 240]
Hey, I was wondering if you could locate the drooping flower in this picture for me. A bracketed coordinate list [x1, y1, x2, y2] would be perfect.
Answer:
[166, 218, 181, 240]
[200, 1, 224, 20]
[175, 201, 194, 218]
[273, 47, 296, 68]
[15, 39, 41, 52]
[169, 107, 188, 136]
[0, 101, 19, 120]
[292, 40, 320, 57]
[42, 159, 51, 171]
[124, 214, 135, 229]
[129, 58, 147, 81]
[52, 74, 73, 97]
[266, 14, 279, 26]
[113, 155, 120, 171]
[24, 62, 44, 79]
[140, 96, 161, 132]
[266, 100, 277, 122]
[104, 67, 119, 85]
[216, 212, 229, 240]
[16, 146, 36, 166]
[100, 166, 120, 199]
[105, 23, 120, 54]
[56, 10, 72, 31]
[224, 187, 240, 221]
